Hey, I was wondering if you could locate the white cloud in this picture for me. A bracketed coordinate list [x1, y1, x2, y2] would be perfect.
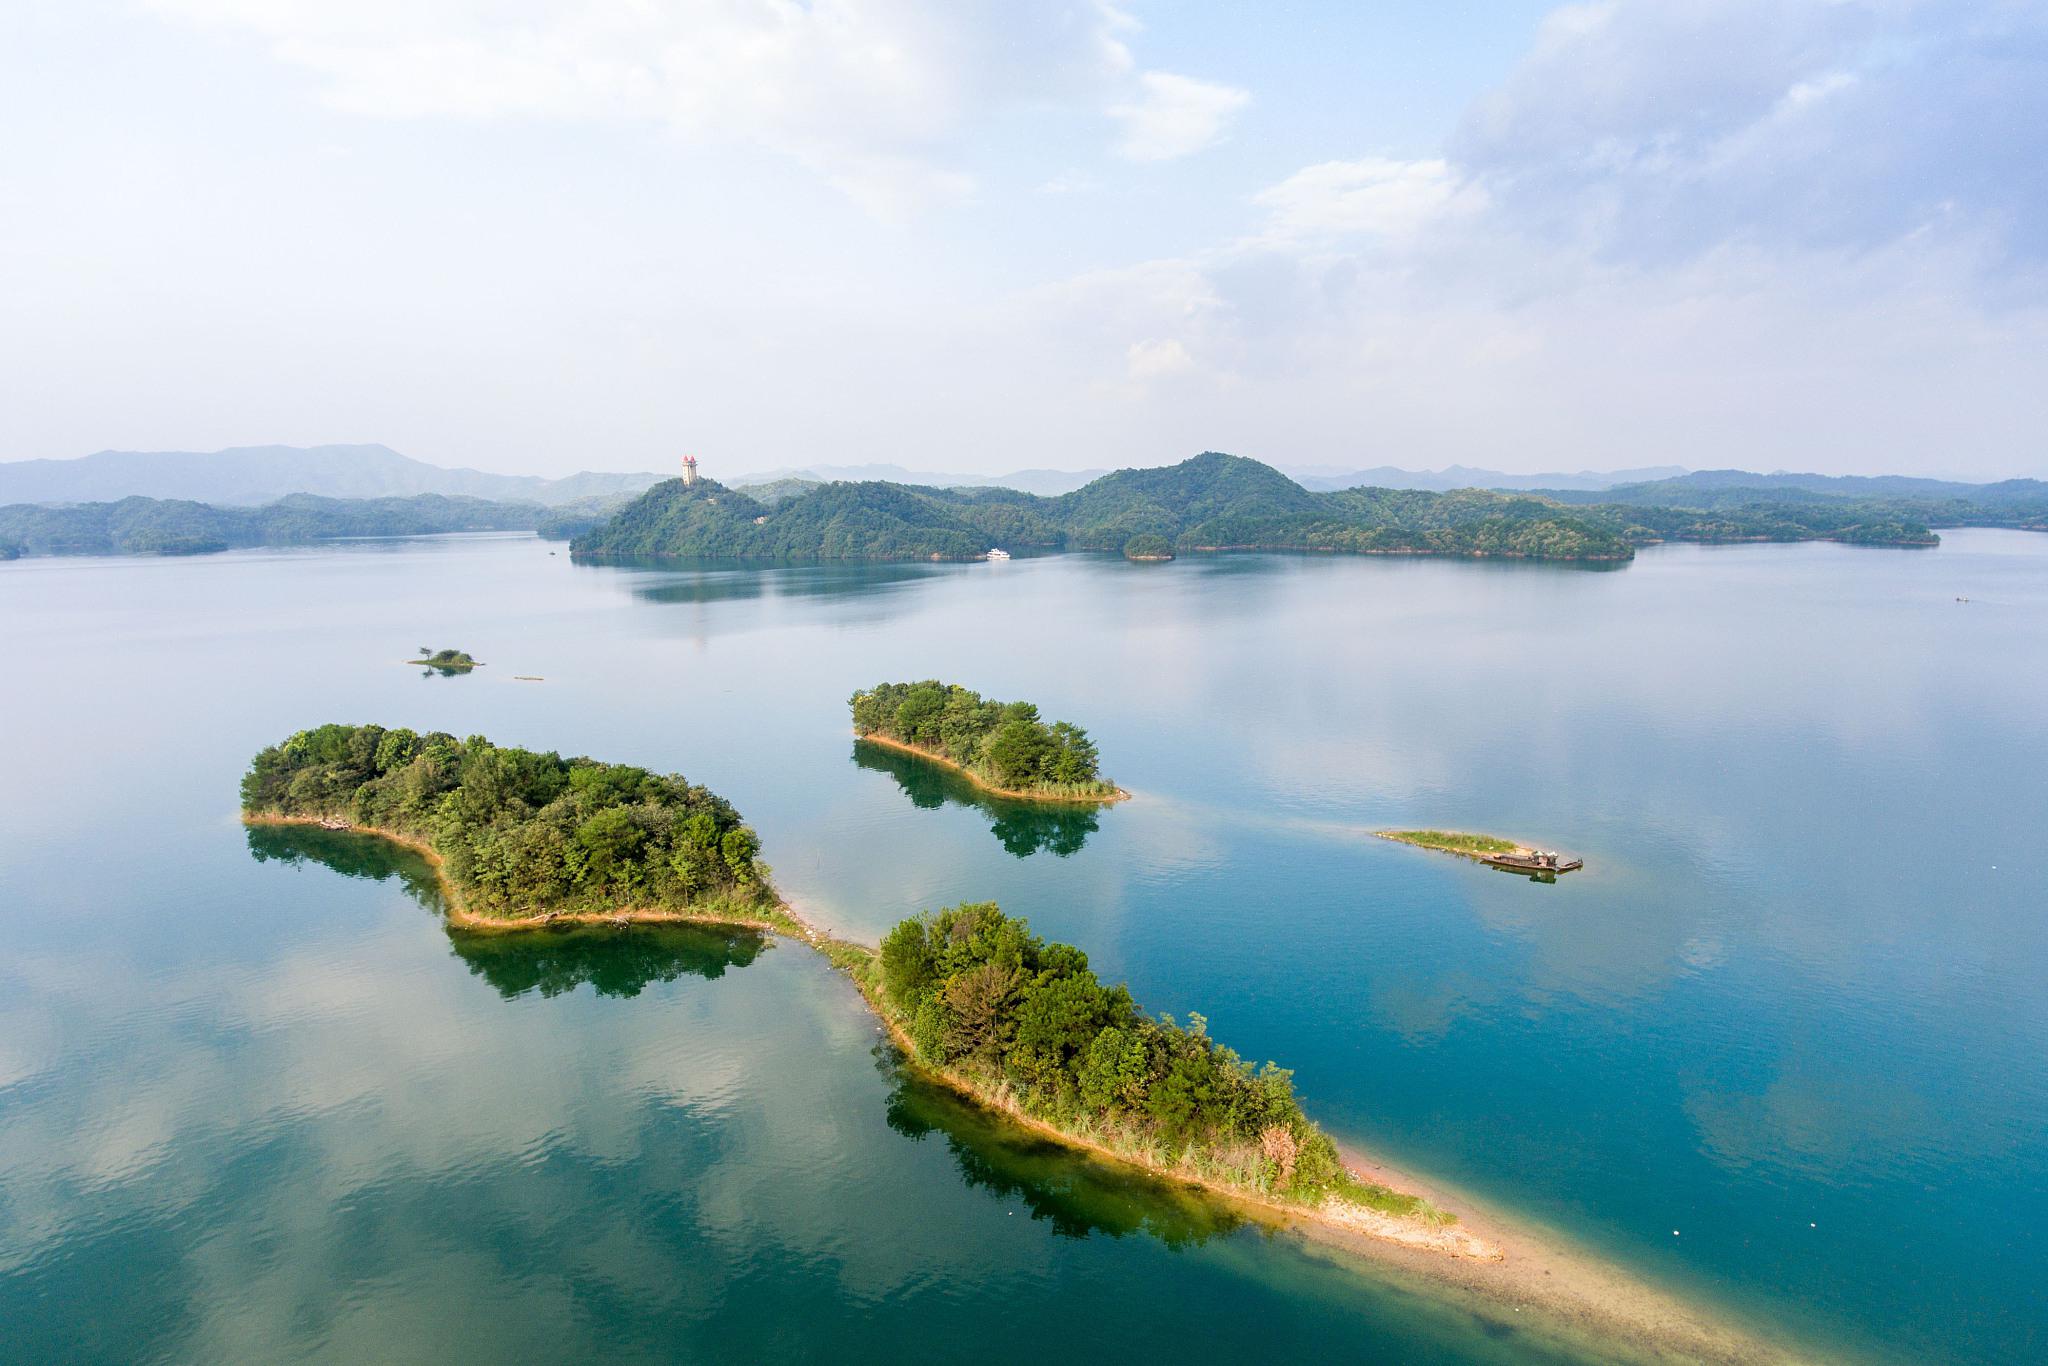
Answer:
[142, 0, 1143, 215]
[1124, 336, 1195, 383]
[1109, 71, 1250, 161]
[1251, 158, 1478, 245]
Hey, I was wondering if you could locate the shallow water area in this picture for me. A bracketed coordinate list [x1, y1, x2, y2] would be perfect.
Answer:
[2, 530, 2044, 1363]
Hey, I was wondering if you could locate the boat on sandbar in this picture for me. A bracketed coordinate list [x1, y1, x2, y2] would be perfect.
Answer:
[1482, 849, 1582, 875]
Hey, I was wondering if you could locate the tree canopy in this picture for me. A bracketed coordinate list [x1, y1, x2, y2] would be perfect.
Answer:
[851, 681, 1114, 798]
[874, 902, 1426, 1213]
[241, 724, 769, 920]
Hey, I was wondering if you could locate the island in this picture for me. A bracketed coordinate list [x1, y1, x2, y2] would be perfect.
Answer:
[566, 450, 1996, 566]
[850, 681, 1126, 802]
[1377, 829, 1583, 876]
[409, 646, 483, 673]
[240, 723, 796, 933]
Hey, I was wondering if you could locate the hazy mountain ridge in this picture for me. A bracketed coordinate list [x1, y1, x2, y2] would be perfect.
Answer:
[1288, 463, 1689, 492]
[0, 444, 662, 507]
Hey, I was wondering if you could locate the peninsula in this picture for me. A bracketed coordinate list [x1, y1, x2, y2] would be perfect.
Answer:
[850, 681, 1125, 802]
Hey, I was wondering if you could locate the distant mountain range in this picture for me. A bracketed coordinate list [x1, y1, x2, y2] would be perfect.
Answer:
[0, 444, 663, 507]
[1285, 463, 1688, 492]
[733, 464, 1112, 496]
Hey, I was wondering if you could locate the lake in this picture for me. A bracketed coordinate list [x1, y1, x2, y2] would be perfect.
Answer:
[2, 531, 2043, 1363]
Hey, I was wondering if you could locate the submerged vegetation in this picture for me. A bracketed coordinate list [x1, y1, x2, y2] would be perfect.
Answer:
[240, 723, 780, 925]
[854, 901, 1442, 1220]
[850, 681, 1119, 800]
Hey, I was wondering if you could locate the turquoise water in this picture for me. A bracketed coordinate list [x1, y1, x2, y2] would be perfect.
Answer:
[2, 532, 2043, 1363]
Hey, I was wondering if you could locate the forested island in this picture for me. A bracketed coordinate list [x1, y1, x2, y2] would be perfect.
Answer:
[565, 451, 2021, 565]
[856, 901, 1460, 1228]
[850, 681, 1123, 801]
[240, 724, 784, 929]
[0, 493, 555, 557]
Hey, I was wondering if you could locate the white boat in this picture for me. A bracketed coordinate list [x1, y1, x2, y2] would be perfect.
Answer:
[985, 548, 1011, 561]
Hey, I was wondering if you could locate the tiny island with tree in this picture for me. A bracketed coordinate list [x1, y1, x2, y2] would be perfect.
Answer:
[850, 680, 1125, 802]
[409, 646, 482, 674]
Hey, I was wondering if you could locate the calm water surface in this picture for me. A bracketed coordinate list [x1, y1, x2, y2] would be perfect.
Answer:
[2, 532, 2043, 1364]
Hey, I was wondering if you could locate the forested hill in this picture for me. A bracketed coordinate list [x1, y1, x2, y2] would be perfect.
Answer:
[0, 493, 549, 557]
[1534, 470, 2048, 534]
[571, 454, 1638, 563]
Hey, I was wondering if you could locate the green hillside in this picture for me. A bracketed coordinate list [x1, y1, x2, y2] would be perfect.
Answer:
[573, 453, 1637, 563]
[0, 493, 546, 557]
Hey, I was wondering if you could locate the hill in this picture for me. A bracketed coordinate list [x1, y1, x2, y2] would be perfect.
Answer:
[574, 453, 1640, 563]
[0, 493, 547, 557]
[0, 444, 661, 507]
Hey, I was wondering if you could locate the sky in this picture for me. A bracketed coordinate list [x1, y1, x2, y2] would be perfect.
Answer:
[1, 0, 2044, 481]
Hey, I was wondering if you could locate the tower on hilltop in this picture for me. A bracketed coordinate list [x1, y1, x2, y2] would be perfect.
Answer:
[681, 454, 699, 487]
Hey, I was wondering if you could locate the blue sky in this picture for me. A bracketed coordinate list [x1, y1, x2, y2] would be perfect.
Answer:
[2, 0, 2042, 479]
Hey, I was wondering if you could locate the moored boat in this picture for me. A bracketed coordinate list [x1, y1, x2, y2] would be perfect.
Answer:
[985, 548, 1011, 561]
[1481, 849, 1582, 875]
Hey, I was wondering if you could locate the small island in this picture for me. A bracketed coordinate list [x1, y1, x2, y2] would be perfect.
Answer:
[850, 681, 1125, 802]
[1378, 829, 1583, 876]
[409, 646, 482, 673]
[241, 723, 793, 932]
[846, 901, 1487, 1252]
[1123, 532, 1175, 561]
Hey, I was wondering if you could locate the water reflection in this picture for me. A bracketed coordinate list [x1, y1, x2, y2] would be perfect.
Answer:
[246, 822, 449, 913]
[852, 739, 1101, 857]
[880, 1051, 1243, 1249]
[244, 824, 767, 997]
[451, 925, 767, 999]
[585, 557, 948, 607]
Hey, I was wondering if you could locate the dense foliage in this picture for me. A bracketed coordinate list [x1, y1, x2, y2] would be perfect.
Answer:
[571, 454, 1636, 563]
[0, 493, 547, 557]
[240, 724, 770, 919]
[874, 903, 1416, 1211]
[850, 681, 1115, 797]
[1122, 532, 1174, 559]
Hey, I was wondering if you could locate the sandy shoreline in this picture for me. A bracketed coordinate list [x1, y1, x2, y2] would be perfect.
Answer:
[853, 731, 1131, 804]
[246, 812, 1826, 1364]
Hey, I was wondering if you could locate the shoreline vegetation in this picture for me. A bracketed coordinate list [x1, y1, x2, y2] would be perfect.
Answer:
[239, 724, 1814, 1364]
[850, 681, 1125, 802]
[855, 733, 1131, 805]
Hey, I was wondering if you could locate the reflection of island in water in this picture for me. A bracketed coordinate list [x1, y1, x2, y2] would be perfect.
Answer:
[881, 1051, 1242, 1249]
[847, 749, 1105, 856]
[244, 824, 767, 999]
[853, 739, 1101, 857]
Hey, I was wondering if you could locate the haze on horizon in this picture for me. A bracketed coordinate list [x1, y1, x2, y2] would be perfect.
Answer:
[3, 1, 2044, 484]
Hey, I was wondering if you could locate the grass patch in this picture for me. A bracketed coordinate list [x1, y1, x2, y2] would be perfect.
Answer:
[1380, 830, 1518, 856]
